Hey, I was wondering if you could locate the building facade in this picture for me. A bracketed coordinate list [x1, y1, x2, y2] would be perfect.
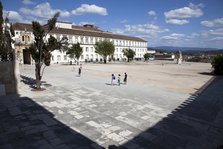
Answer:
[13, 21, 148, 64]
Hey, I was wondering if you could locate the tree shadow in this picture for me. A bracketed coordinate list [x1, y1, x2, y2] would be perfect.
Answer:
[20, 75, 52, 88]
[109, 76, 223, 149]
[0, 96, 104, 149]
[198, 72, 215, 76]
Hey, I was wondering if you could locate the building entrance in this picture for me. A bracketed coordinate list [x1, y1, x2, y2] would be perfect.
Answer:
[23, 49, 31, 64]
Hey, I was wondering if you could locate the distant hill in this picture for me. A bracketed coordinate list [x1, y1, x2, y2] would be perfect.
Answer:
[150, 46, 219, 52]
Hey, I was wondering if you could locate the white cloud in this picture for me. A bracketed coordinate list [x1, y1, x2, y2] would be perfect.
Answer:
[79, 21, 95, 26]
[164, 3, 203, 25]
[72, 4, 107, 16]
[22, 0, 35, 5]
[210, 37, 223, 41]
[202, 28, 223, 37]
[209, 37, 223, 48]
[120, 19, 128, 24]
[170, 33, 186, 37]
[161, 36, 178, 41]
[188, 33, 200, 38]
[148, 10, 156, 16]
[164, 3, 203, 19]
[165, 19, 189, 25]
[3, 10, 23, 22]
[112, 24, 169, 37]
[160, 33, 187, 44]
[201, 18, 223, 27]
[19, 2, 70, 20]
[209, 28, 223, 36]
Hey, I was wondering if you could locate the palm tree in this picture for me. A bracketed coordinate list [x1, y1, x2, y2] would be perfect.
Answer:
[95, 40, 115, 63]
[66, 42, 83, 65]
[122, 48, 135, 62]
[26, 12, 66, 89]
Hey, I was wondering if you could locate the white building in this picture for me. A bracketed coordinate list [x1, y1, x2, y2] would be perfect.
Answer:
[13, 21, 148, 64]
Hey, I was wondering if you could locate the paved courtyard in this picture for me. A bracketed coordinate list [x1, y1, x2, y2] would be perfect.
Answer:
[1, 62, 223, 149]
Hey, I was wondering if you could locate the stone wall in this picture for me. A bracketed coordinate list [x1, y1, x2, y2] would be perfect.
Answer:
[0, 61, 17, 95]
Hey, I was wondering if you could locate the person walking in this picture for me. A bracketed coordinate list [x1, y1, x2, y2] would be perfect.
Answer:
[117, 74, 121, 86]
[78, 64, 82, 76]
[111, 74, 115, 85]
[123, 72, 127, 84]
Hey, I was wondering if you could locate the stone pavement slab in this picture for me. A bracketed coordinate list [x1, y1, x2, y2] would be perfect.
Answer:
[1, 64, 223, 149]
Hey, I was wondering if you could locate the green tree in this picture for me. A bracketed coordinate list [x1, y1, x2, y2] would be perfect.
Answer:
[144, 53, 150, 61]
[66, 42, 83, 65]
[211, 55, 223, 75]
[123, 48, 135, 62]
[95, 40, 115, 63]
[26, 12, 66, 89]
[0, 1, 14, 61]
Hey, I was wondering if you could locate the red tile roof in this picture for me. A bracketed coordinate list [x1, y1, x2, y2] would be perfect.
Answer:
[13, 22, 147, 42]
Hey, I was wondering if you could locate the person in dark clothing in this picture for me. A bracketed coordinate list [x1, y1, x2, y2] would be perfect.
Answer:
[78, 64, 82, 76]
[123, 72, 127, 84]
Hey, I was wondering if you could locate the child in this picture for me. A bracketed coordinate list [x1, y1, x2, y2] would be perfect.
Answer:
[117, 74, 121, 86]
[111, 74, 115, 85]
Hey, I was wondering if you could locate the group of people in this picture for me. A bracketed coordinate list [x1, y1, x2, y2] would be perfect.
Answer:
[77, 64, 127, 86]
[111, 72, 127, 86]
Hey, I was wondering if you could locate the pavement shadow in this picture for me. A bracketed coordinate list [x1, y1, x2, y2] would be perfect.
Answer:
[0, 96, 104, 149]
[109, 76, 223, 149]
[105, 83, 126, 86]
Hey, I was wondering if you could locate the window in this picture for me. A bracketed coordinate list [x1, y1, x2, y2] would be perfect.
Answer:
[64, 55, 67, 61]
[16, 32, 18, 35]
[69, 36, 72, 43]
[85, 37, 89, 44]
[22, 36, 25, 42]
[91, 47, 93, 52]
[75, 36, 78, 43]
[86, 54, 89, 59]
[57, 55, 61, 61]
[81, 37, 84, 43]
[51, 56, 54, 61]
[86, 47, 89, 52]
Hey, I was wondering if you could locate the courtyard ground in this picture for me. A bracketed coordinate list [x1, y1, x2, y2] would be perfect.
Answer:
[0, 61, 223, 149]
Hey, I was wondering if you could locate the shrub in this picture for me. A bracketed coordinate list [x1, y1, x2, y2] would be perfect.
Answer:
[211, 55, 223, 75]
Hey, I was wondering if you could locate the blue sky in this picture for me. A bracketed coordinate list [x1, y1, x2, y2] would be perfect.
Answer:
[2, 0, 223, 49]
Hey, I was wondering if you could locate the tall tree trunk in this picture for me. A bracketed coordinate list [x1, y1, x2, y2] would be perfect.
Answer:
[77, 58, 79, 65]
[35, 62, 42, 89]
